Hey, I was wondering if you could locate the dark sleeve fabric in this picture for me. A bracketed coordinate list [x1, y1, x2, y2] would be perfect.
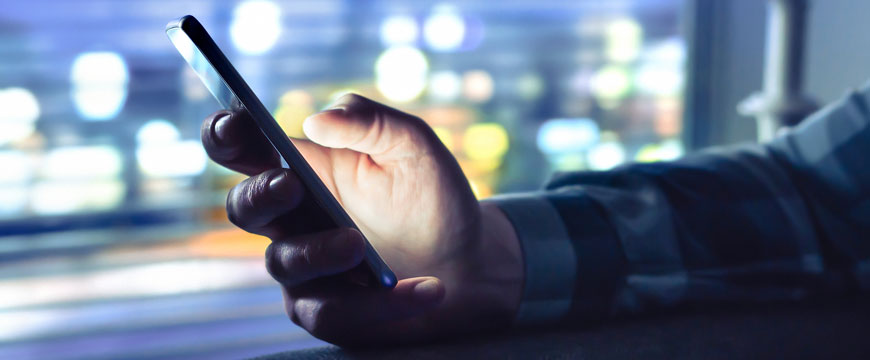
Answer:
[488, 86, 870, 325]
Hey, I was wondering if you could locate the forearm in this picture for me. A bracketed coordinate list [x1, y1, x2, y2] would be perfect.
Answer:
[483, 84, 870, 325]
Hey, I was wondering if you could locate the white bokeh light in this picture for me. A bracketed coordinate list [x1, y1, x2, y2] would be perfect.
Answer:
[588, 141, 626, 170]
[423, 5, 465, 52]
[231, 0, 282, 55]
[31, 180, 125, 215]
[0, 151, 33, 184]
[136, 119, 182, 144]
[375, 46, 429, 103]
[428, 71, 462, 102]
[41, 146, 123, 180]
[537, 118, 600, 155]
[635, 64, 683, 96]
[70, 52, 129, 120]
[137, 140, 207, 178]
[0, 88, 40, 145]
[380, 15, 418, 46]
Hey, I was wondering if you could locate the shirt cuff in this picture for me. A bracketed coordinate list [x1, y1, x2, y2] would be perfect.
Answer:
[483, 193, 577, 326]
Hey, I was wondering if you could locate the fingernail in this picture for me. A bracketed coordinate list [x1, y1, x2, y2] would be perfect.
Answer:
[268, 172, 290, 198]
[213, 113, 231, 145]
[268, 171, 304, 207]
[322, 104, 347, 113]
[413, 279, 442, 302]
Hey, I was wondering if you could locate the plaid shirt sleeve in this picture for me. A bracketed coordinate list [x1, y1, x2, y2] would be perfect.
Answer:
[486, 83, 870, 325]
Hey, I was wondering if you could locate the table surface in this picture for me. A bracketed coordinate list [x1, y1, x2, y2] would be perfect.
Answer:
[257, 297, 870, 359]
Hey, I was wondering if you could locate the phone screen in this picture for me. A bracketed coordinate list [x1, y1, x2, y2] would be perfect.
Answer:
[166, 15, 396, 289]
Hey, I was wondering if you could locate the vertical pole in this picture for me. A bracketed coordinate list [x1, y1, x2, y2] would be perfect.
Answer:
[739, 0, 817, 142]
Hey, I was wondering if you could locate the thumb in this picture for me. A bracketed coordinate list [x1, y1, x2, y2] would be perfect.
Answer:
[302, 94, 437, 159]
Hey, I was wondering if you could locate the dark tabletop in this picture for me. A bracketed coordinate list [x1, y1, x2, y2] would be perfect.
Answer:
[255, 296, 870, 359]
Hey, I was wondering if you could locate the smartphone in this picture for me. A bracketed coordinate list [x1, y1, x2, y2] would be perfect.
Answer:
[166, 15, 397, 289]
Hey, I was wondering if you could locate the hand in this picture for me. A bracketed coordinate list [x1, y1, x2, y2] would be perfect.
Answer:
[201, 94, 523, 346]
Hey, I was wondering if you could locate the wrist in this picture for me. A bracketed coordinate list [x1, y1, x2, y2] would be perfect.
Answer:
[464, 201, 524, 324]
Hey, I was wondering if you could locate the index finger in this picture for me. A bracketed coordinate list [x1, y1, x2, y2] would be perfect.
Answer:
[201, 109, 281, 175]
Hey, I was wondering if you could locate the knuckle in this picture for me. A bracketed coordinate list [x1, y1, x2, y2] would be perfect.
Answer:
[264, 243, 285, 280]
[305, 300, 342, 338]
[226, 169, 284, 230]
[336, 92, 365, 106]
[225, 184, 244, 227]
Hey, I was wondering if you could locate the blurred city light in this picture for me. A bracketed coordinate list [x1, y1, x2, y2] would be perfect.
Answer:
[636, 63, 683, 96]
[429, 70, 463, 102]
[0, 259, 266, 309]
[0, 186, 28, 216]
[375, 46, 429, 102]
[31, 180, 125, 215]
[136, 119, 207, 178]
[0, 150, 33, 216]
[462, 70, 494, 103]
[41, 146, 123, 180]
[136, 119, 181, 144]
[463, 122, 509, 161]
[537, 118, 600, 155]
[587, 133, 626, 170]
[644, 38, 686, 63]
[517, 72, 545, 100]
[230, 0, 282, 55]
[605, 18, 643, 63]
[423, 4, 466, 52]
[137, 140, 207, 178]
[655, 97, 682, 137]
[591, 64, 631, 105]
[0, 87, 39, 146]
[380, 15, 419, 46]
[552, 153, 586, 171]
[636, 138, 685, 162]
[275, 90, 315, 139]
[70, 52, 129, 120]
[0, 151, 33, 184]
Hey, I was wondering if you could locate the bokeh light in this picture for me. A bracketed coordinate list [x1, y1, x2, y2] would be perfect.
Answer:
[137, 141, 208, 178]
[31, 180, 126, 215]
[41, 146, 123, 180]
[70, 52, 128, 120]
[274, 90, 315, 139]
[463, 122, 509, 162]
[135, 120, 207, 178]
[0, 150, 34, 184]
[429, 71, 463, 102]
[136, 119, 181, 144]
[423, 4, 466, 52]
[375, 46, 429, 102]
[537, 118, 600, 155]
[635, 63, 683, 96]
[517, 72, 545, 100]
[462, 70, 494, 103]
[587, 132, 626, 170]
[636, 139, 684, 162]
[591, 65, 631, 105]
[380, 15, 419, 46]
[230, 0, 282, 55]
[0, 87, 40, 145]
[605, 18, 643, 63]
